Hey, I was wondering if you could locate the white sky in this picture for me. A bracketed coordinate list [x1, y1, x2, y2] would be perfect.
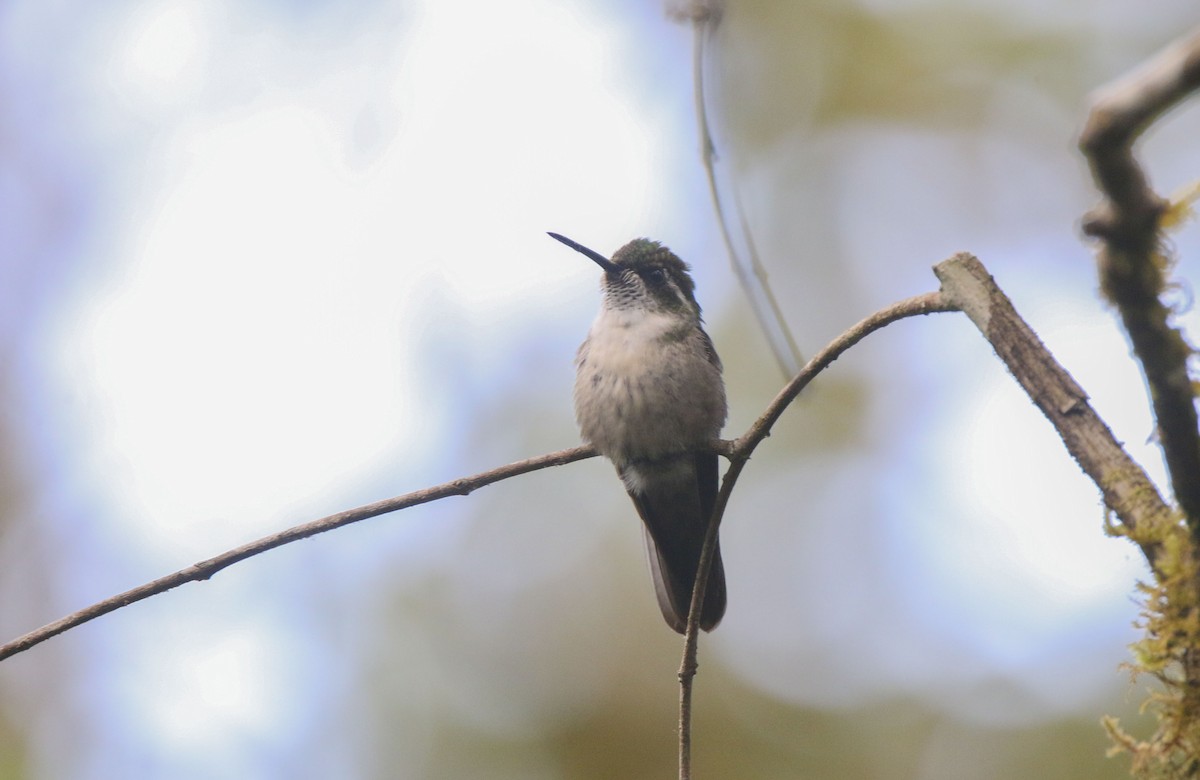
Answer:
[48, 0, 666, 771]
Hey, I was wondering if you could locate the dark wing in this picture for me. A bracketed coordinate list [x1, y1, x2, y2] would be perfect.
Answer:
[698, 326, 722, 372]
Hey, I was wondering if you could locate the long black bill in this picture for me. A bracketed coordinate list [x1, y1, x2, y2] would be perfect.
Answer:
[547, 232, 621, 275]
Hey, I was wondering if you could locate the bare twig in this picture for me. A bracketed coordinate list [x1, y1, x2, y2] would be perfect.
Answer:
[677, 288, 958, 779]
[681, 3, 803, 379]
[1079, 26, 1200, 537]
[0, 445, 596, 662]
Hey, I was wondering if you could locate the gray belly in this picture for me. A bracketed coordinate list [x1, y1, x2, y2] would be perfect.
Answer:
[574, 345, 725, 463]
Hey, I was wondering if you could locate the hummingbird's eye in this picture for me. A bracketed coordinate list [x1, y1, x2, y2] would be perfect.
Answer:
[644, 268, 667, 285]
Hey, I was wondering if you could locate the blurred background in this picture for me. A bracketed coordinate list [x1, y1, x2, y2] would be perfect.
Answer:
[1, 0, 1199, 777]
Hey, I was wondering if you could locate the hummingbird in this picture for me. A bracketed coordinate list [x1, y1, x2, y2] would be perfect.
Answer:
[549, 232, 728, 633]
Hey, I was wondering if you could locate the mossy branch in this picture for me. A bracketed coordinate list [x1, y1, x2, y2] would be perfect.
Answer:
[1079, 27, 1200, 538]
[1078, 26, 1200, 778]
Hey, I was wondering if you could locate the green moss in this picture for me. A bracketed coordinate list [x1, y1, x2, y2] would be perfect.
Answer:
[1104, 507, 1200, 778]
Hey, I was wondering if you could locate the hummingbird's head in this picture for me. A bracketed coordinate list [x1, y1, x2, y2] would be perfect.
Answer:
[548, 233, 702, 318]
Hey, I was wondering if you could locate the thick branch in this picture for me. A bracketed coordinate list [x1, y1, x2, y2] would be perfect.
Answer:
[1079, 29, 1200, 233]
[1079, 27, 1200, 537]
[0, 445, 596, 662]
[935, 253, 1174, 566]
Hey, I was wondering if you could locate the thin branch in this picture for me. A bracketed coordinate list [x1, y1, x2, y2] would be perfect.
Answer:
[0, 445, 596, 662]
[677, 288, 959, 779]
[1079, 26, 1200, 538]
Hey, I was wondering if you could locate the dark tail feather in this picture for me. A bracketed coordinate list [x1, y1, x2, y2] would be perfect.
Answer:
[624, 452, 726, 633]
[644, 526, 726, 632]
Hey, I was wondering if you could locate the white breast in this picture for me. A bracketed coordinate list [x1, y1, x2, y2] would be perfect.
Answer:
[583, 307, 682, 375]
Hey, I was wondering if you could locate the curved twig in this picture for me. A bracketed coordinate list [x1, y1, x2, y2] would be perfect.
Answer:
[678, 288, 959, 778]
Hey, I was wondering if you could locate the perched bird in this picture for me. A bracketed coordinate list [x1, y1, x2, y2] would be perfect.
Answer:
[549, 232, 728, 632]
